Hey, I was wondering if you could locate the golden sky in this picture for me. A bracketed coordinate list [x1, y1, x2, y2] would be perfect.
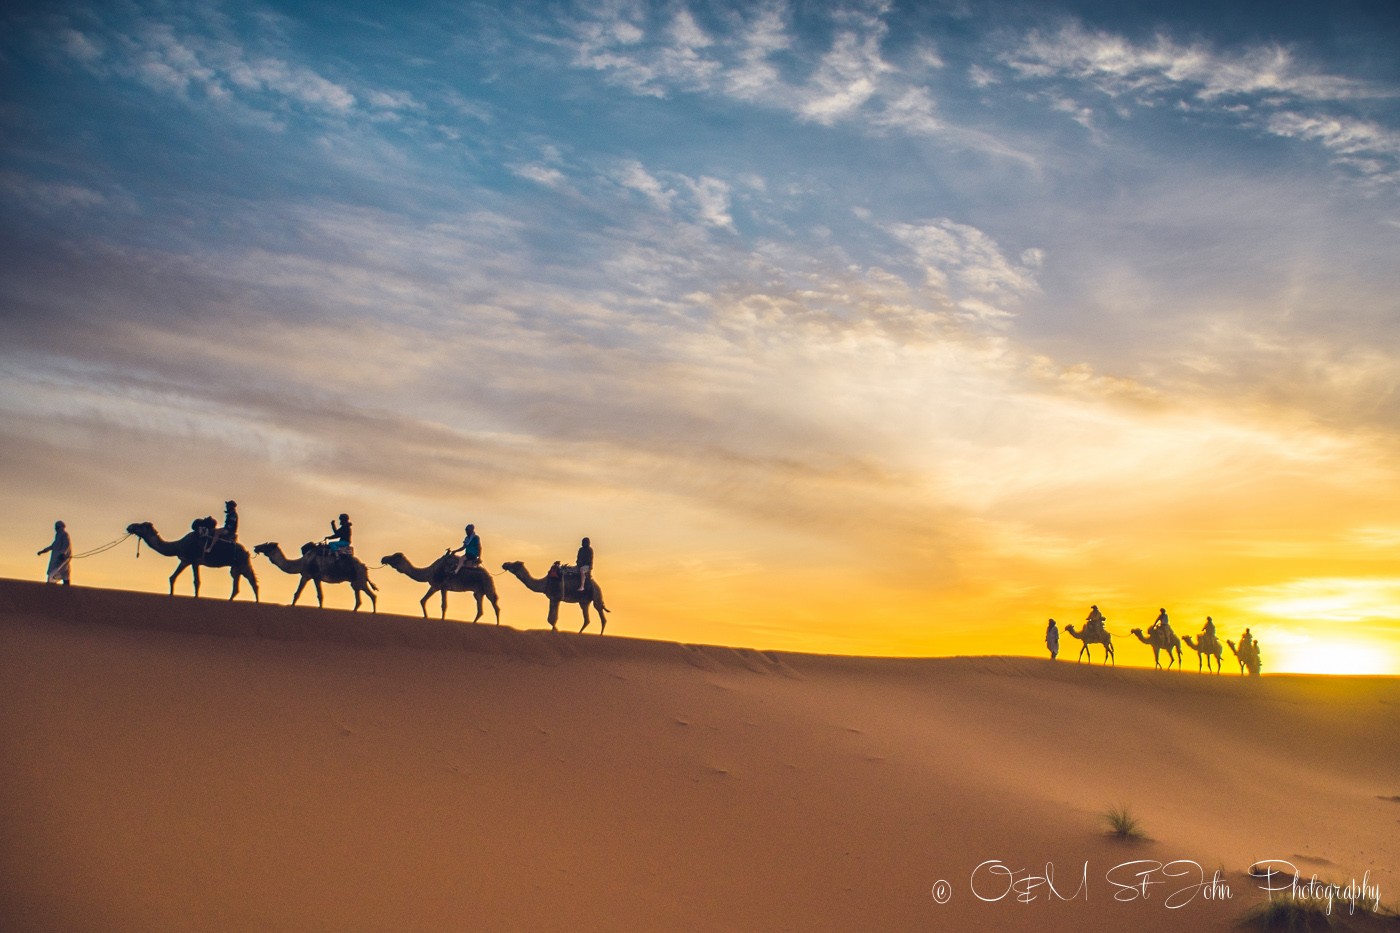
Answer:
[3, 1, 1400, 674]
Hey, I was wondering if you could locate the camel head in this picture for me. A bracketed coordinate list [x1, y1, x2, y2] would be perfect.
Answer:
[501, 561, 523, 573]
[381, 552, 406, 566]
[252, 542, 278, 557]
[126, 522, 155, 536]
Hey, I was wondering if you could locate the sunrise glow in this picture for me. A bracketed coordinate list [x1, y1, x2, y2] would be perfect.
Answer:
[3, 2, 1399, 675]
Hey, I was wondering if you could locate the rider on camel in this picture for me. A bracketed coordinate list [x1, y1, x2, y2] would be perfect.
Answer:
[450, 523, 481, 573]
[326, 514, 352, 557]
[1148, 607, 1173, 642]
[1086, 604, 1107, 640]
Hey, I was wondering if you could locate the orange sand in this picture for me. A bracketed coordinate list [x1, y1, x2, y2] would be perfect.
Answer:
[1, 579, 1396, 931]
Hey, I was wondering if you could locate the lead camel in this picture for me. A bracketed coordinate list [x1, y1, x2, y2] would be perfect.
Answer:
[125, 521, 259, 601]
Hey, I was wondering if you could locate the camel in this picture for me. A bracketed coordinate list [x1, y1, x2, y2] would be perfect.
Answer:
[253, 542, 377, 611]
[125, 521, 259, 600]
[1062, 624, 1114, 665]
[1228, 639, 1262, 677]
[1129, 627, 1183, 670]
[501, 561, 608, 633]
[380, 551, 500, 622]
[1182, 633, 1223, 674]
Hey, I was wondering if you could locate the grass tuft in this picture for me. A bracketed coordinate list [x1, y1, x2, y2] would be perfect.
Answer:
[1242, 898, 1338, 931]
[1101, 804, 1145, 841]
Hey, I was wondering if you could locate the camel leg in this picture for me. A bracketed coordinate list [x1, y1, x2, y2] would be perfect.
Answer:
[352, 582, 361, 611]
[440, 589, 449, 620]
[191, 563, 201, 597]
[228, 566, 240, 601]
[292, 576, 310, 606]
[168, 559, 190, 595]
[546, 598, 559, 631]
[418, 588, 433, 618]
[470, 592, 484, 624]
[314, 579, 325, 608]
[489, 594, 500, 625]
[595, 596, 606, 634]
[579, 601, 591, 633]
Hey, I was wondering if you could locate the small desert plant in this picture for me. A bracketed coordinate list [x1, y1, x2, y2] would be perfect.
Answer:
[1242, 898, 1338, 931]
[1101, 804, 1145, 841]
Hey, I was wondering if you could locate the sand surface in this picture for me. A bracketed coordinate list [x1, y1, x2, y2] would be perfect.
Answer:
[1, 579, 1397, 931]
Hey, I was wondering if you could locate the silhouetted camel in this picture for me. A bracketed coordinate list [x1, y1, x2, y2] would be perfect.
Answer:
[501, 561, 608, 633]
[126, 521, 258, 601]
[1228, 638, 1262, 676]
[1183, 633, 1222, 673]
[1062, 624, 1114, 665]
[253, 542, 377, 611]
[1130, 627, 1183, 670]
[380, 551, 500, 622]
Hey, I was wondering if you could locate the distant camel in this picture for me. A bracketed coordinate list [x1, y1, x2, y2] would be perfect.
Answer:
[1130, 627, 1183, 670]
[126, 521, 258, 601]
[1183, 633, 1223, 674]
[1063, 624, 1114, 665]
[380, 551, 500, 622]
[501, 561, 608, 633]
[253, 542, 377, 611]
[1228, 639, 1262, 677]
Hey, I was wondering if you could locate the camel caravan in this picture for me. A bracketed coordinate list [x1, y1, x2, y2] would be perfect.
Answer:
[122, 505, 608, 634]
[1047, 606, 1262, 676]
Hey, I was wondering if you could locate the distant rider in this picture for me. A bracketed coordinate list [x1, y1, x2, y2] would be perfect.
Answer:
[1199, 615, 1217, 649]
[1149, 607, 1172, 640]
[1086, 604, 1106, 639]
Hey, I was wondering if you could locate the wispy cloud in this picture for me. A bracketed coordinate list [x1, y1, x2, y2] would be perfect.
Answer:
[558, 0, 944, 138]
[1001, 21, 1400, 183]
[51, 10, 413, 123]
[885, 219, 1042, 322]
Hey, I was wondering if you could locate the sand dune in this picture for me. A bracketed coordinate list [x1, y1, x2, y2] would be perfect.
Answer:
[1, 579, 1396, 931]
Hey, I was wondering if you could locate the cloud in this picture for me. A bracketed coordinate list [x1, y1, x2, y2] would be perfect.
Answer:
[0, 172, 111, 212]
[558, 0, 944, 139]
[513, 163, 569, 188]
[51, 12, 402, 121]
[1003, 23, 1387, 102]
[885, 219, 1042, 321]
[1001, 21, 1400, 183]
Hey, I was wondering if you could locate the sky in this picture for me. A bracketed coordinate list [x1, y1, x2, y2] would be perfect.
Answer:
[3, 0, 1400, 673]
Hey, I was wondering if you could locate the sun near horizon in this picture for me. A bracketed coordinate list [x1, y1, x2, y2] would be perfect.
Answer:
[3, 2, 1400, 679]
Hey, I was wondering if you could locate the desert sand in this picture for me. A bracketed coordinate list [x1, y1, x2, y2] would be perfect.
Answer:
[1, 578, 1397, 932]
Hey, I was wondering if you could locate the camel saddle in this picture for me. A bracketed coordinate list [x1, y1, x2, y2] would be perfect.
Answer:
[549, 563, 587, 593]
[307, 542, 355, 563]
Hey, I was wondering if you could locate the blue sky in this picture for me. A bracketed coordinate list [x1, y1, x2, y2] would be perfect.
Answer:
[3, 0, 1400, 667]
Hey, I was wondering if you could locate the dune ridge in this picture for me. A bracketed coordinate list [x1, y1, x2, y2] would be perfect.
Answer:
[1, 579, 1397, 931]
